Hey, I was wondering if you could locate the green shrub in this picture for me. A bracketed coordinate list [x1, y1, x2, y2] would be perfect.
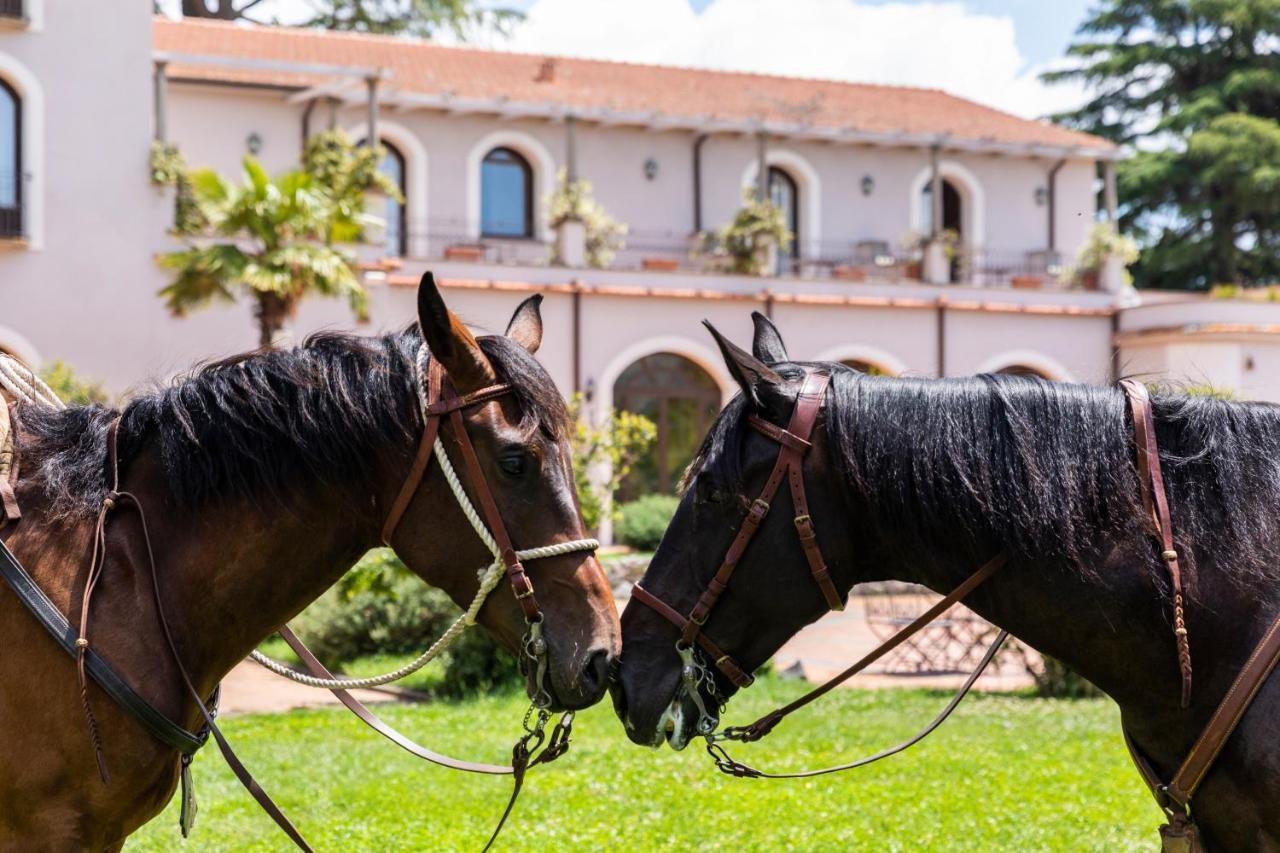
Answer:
[291, 550, 518, 697]
[616, 494, 680, 551]
[39, 360, 109, 406]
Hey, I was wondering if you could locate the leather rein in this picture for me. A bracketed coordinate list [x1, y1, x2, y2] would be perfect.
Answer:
[632, 369, 1280, 842]
[0, 346, 595, 851]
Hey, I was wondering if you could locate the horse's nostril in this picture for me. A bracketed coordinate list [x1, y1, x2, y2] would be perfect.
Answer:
[581, 649, 611, 696]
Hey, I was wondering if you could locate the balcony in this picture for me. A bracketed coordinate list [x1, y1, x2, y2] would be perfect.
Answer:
[381, 218, 1077, 293]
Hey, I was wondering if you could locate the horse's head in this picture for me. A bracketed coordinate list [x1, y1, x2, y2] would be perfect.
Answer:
[387, 274, 619, 711]
[612, 314, 855, 747]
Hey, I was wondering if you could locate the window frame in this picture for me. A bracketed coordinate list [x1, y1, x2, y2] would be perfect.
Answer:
[479, 146, 534, 239]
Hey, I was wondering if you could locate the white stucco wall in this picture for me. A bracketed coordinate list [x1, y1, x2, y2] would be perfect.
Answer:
[0, 14, 1121, 405]
[0, 1, 175, 387]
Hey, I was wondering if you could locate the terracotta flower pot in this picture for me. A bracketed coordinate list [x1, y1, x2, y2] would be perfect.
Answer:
[642, 257, 679, 272]
[444, 245, 484, 262]
[1080, 270, 1100, 291]
[1011, 274, 1042, 290]
[903, 261, 922, 280]
[832, 265, 867, 282]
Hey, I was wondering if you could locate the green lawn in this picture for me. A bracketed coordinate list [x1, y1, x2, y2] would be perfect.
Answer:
[128, 680, 1156, 851]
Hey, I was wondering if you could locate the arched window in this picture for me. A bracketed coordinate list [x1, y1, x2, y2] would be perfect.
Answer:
[613, 353, 722, 498]
[768, 166, 799, 271]
[378, 141, 407, 257]
[0, 78, 20, 238]
[481, 147, 533, 238]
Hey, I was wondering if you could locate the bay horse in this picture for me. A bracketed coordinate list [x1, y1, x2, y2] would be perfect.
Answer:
[0, 275, 619, 849]
[612, 313, 1280, 850]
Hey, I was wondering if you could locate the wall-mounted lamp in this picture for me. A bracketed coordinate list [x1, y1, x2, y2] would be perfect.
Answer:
[643, 157, 659, 181]
[860, 174, 875, 196]
[1034, 186, 1049, 206]
[246, 132, 264, 155]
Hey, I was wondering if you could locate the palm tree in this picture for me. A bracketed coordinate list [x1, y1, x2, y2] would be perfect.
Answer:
[159, 152, 375, 348]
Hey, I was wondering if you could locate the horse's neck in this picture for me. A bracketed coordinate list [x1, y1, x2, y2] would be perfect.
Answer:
[124, 449, 378, 696]
[898, 538, 1277, 780]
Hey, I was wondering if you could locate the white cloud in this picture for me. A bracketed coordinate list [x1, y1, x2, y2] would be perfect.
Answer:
[486, 0, 1089, 120]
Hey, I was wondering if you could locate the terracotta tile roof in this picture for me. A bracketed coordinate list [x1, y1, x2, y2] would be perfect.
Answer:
[154, 18, 1114, 155]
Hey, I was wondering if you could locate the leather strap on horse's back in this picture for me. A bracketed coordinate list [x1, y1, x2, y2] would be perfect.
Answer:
[1120, 379, 1193, 708]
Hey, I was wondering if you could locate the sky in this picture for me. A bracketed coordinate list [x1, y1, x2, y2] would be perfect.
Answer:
[166, 0, 1098, 119]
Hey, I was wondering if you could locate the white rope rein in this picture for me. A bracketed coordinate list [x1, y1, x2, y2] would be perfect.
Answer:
[251, 345, 599, 690]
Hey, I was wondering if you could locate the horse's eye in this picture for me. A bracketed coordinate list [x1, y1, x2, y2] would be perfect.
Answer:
[499, 452, 527, 477]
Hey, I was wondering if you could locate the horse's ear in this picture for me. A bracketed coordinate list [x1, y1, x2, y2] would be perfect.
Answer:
[505, 294, 543, 354]
[750, 311, 788, 364]
[417, 272, 496, 389]
[704, 320, 782, 408]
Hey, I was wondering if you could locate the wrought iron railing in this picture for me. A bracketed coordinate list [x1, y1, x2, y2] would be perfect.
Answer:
[391, 217, 1065, 291]
[956, 248, 1065, 289]
[0, 0, 24, 19]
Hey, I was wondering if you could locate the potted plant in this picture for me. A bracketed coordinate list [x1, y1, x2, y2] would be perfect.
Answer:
[1010, 274, 1043, 290]
[1060, 223, 1139, 291]
[832, 264, 867, 282]
[547, 170, 627, 269]
[897, 230, 925, 279]
[149, 141, 185, 188]
[697, 190, 792, 276]
[445, 244, 485, 262]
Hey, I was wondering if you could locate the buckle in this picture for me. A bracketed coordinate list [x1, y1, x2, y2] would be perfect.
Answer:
[747, 499, 770, 523]
[510, 573, 536, 599]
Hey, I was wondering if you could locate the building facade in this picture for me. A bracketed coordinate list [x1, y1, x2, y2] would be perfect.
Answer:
[3, 7, 1280, 512]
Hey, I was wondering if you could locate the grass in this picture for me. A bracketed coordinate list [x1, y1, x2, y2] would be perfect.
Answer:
[127, 678, 1157, 851]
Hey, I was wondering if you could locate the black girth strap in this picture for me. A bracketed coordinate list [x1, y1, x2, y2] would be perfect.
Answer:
[0, 536, 209, 756]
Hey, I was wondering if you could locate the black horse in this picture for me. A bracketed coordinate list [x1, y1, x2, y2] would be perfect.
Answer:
[612, 313, 1280, 850]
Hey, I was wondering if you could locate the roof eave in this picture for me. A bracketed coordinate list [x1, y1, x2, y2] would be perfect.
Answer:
[156, 52, 1120, 161]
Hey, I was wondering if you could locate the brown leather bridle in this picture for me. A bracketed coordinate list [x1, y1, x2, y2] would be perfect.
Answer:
[382, 355, 544, 625]
[631, 369, 844, 690]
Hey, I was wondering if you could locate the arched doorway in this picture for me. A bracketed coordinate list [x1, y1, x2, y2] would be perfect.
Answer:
[842, 359, 892, 376]
[768, 166, 799, 274]
[921, 178, 963, 281]
[613, 352, 721, 499]
[994, 364, 1054, 380]
[921, 178, 962, 239]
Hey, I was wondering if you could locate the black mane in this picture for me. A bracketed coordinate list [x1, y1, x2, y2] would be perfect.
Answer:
[688, 366, 1280, 589]
[19, 330, 567, 517]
